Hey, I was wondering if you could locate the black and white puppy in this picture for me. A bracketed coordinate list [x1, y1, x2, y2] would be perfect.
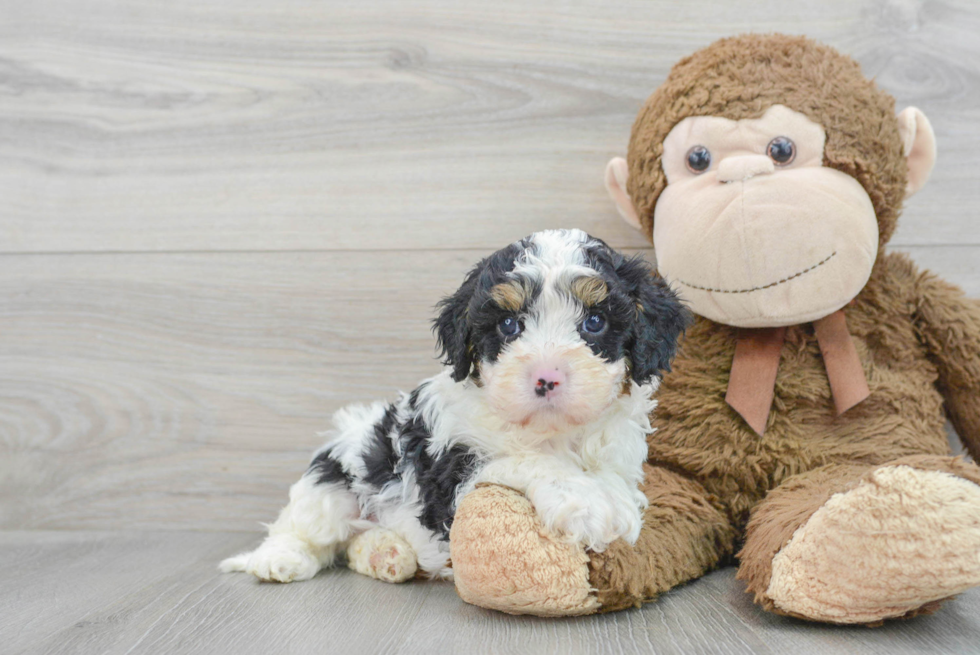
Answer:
[221, 229, 688, 584]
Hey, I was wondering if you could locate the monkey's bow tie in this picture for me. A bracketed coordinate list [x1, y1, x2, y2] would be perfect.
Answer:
[724, 309, 870, 436]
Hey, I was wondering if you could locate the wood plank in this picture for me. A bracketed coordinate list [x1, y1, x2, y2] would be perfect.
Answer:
[0, 249, 475, 531]
[5, 531, 979, 655]
[2, 530, 434, 655]
[396, 567, 775, 655]
[2, 0, 979, 253]
[0, 530, 254, 654]
[703, 568, 980, 655]
[1, 246, 977, 531]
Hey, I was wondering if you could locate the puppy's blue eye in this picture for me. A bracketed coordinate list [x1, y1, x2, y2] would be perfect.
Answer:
[582, 314, 606, 334]
[498, 316, 522, 337]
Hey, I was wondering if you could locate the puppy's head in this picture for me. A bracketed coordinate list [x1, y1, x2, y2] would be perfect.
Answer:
[434, 229, 689, 433]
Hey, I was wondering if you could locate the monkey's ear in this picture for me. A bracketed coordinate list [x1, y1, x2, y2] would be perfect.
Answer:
[616, 256, 691, 384]
[897, 107, 937, 197]
[433, 267, 480, 382]
[605, 157, 643, 231]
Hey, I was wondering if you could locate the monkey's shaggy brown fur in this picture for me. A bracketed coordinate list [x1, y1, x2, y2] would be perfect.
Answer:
[450, 34, 980, 623]
[589, 251, 980, 614]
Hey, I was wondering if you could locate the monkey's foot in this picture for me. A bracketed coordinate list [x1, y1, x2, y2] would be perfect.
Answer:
[767, 465, 980, 624]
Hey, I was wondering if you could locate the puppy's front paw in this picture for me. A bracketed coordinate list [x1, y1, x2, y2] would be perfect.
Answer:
[531, 484, 642, 552]
[609, 499, 643, 546]
[243, 535, 321, 583]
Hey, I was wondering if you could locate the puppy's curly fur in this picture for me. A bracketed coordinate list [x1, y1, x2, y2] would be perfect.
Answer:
[220, 229, 687, 583]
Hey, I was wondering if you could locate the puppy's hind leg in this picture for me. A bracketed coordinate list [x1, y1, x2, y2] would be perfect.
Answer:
[220, 474, 362, 583]
[347, 527, 418, 583]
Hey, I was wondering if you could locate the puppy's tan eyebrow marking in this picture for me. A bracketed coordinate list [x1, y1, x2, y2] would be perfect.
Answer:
[570, 276, 609, 306]
[490, 281, 529, 311]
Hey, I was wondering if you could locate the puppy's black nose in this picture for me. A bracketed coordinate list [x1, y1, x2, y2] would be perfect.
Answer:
[532, 367, 565, 398]
[535, 378, 557, 397]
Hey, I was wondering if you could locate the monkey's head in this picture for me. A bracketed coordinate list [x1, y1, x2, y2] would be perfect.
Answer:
[606, 34, 937, 328]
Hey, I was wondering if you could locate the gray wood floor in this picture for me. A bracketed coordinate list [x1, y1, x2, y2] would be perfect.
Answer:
[2, 0, 979, 653]
[3, 531, 980, 655]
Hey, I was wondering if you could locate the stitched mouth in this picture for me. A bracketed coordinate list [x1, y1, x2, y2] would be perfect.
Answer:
[675, 251, 836, 295]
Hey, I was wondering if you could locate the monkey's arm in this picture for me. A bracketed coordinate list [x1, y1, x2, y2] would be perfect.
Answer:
[913, 268, 980, 459]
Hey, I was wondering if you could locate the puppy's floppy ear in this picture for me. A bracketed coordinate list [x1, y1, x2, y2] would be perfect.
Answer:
[616, 255, 690, 384]
[433, 264, 481, 382]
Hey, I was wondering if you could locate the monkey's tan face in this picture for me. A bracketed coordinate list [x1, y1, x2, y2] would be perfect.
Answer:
[653, 105, 879, 328]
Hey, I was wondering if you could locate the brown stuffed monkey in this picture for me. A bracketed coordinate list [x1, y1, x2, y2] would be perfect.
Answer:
[448, 34, 980, 624]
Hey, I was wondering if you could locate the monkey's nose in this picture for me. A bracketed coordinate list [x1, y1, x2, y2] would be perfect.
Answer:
[717, 155, 775, 183]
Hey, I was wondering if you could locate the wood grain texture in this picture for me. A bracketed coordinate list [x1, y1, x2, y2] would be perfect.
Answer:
[2, 0, 980, 253]
[2, 0, 980, 651]
[0, 531, 434, 655]
[4, 531, 979, 655]
[1, 247, 974, 531]
[0, 250, 470, 531]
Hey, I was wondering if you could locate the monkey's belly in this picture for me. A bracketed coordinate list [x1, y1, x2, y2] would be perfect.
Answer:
[651, 325, 949, 530]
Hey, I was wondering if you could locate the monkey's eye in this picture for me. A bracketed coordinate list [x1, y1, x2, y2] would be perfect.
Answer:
[498, 316, 522, 338]
[767, 137, 796, 165]
[685, 145, 711, 173]
[581, 313, 606, 335]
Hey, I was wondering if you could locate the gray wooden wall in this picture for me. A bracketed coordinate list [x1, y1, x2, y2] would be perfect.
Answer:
[1, 0, 978, 539]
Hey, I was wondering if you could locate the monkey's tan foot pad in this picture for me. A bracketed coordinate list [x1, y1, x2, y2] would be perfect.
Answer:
[450, 484, 600, 616]
[767, 465, 980, 624]
[347, 527, 418, 583]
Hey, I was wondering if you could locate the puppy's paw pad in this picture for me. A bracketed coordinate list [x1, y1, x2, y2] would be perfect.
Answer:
[348, 528, 418, 583]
